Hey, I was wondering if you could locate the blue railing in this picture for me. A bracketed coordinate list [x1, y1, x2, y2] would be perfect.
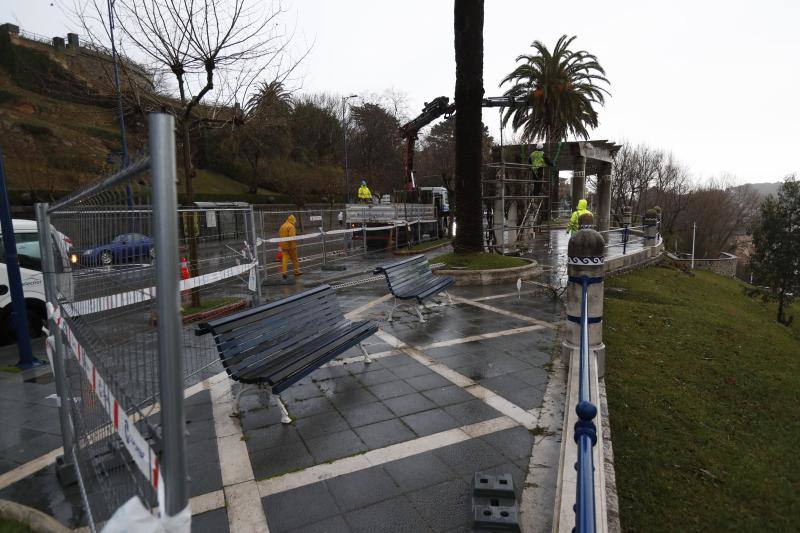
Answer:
[574, 276, 598, 533]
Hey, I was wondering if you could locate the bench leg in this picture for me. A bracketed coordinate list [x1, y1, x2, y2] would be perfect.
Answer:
[272, 392, 292, 424]
[387, 298, 398, 322]
[415, 304, 426, 323]
[358, 342, 373, 364]
[444, 290, 453, 305]
[233, 383, 255, 417]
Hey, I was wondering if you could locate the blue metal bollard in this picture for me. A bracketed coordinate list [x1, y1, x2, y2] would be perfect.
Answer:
[0, 146, 46, 369]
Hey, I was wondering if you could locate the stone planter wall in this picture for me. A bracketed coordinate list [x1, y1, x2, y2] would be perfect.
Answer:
[434, 258, 541, 286]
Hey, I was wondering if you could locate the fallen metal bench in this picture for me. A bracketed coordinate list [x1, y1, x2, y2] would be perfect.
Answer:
[374, 255, 454, 323]
[196, 284, 377, 423]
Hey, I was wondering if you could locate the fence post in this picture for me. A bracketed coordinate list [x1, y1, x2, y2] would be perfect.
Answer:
[362, 222, 367, 254]
[565, 218, 606, 377]
[246, 206, 262, 306]
[149, 113, 188, 517]
[417, 218, 422, 244]
[35, 202, 77, 485]
[622, 206, 631, 255]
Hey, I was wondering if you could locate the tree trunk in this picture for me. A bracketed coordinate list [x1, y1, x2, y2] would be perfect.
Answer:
[453, 0, 484, 253]
[181, 123, 201, 307]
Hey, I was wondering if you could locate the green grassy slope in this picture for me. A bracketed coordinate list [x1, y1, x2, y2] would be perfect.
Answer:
[605, 267, 799, 532]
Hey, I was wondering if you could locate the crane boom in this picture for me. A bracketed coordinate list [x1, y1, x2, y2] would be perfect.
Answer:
[399, 95, 529, 188]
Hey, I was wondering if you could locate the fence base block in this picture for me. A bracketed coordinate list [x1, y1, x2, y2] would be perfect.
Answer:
[55, 455, 77, 487]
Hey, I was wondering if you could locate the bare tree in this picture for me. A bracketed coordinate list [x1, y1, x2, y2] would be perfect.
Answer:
[74, 0, 303, 306]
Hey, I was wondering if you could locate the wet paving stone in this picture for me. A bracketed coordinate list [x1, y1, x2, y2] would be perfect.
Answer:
[354, 418, 416, 449]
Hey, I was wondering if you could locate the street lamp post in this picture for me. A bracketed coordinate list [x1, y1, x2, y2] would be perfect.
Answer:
[342, 95, 358, 203]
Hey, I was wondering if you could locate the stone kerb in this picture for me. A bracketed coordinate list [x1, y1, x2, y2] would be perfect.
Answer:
[435, 258, 541, 286]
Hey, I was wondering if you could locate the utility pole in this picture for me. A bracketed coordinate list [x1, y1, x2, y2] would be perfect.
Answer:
[691, 221, 696, 269]
[341, 95, 358, 203]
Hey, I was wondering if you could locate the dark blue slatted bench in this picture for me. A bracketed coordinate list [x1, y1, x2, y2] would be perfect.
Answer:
[196, 284, 377, 423]
[374, 255, 455, 323]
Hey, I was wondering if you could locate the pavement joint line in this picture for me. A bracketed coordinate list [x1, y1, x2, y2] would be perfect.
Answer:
[376, 329, 539, 430]
[451, 295, 557, 330]
[472, 290, 539, 302]
[256, 415, 519, 498]
[326, 324, 544, 368]
[225, 480, 270, 533]
[210, 378, 270, 532]
[190, 489, 225, 516]
[344, 293, 393, 320]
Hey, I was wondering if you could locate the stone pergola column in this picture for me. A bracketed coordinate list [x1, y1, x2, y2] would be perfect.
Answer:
[571, 156, 586, 210]
[596, 162, 612, 238]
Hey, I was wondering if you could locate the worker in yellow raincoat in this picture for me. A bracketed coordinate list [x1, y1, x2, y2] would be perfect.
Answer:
[567, 199, 592, 234]
[278, 214, 301, 278]
[357, 180, 372, 204]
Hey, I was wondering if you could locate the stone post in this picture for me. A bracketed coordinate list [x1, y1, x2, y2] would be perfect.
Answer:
[66, 33, 80, 48]
[52, 37, 65, 49]
[564, 216, 606, 377]
[571, 156, 586, 210]
[596, 163, 612, 239]
[644, 208, 658, 247]
[622, 205, 632, 254]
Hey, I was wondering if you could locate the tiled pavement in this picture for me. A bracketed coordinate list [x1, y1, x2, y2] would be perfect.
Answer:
[0, 267, 566, 532]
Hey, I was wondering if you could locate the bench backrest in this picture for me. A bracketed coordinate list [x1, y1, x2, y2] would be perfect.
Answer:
[196, 285, 345, 373]
[375, 255, 434, 295]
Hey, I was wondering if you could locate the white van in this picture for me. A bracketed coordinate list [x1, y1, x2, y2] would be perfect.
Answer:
[0, 219, 72, 342]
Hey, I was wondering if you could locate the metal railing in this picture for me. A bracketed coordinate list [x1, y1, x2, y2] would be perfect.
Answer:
[37, 114, 189, 530]
[574, 275, 599, 533]
[254, 207, 445, 282]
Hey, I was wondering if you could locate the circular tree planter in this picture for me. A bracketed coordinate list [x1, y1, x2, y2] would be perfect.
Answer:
[435, 258, 541, 286]
[0, 499, 70, 533]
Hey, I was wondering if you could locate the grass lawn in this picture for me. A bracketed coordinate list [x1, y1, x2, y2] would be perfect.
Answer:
[405, 238, 451, 252]
[182, 296, 241, 316]
[0, 518, 33, 532]
[433, 252, 528, 270]
[604, 266, 799, 532]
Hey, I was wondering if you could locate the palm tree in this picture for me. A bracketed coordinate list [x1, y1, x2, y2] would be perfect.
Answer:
[238, 81, 294, 192]
[453, 0, 485, 253]
[500, 34, 609, 210]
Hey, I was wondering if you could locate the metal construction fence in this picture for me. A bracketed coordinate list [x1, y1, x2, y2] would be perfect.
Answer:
[36, 114, 211, 531]
[254, 207, 443, 281]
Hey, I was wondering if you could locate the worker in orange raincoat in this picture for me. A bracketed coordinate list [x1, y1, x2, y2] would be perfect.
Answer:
[278, 214, 301, 278]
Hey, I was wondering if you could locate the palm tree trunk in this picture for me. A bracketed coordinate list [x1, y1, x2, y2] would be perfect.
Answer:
[453, 0, 484, 253]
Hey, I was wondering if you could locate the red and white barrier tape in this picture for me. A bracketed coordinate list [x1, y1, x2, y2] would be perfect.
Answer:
[47, 302, 166, 513]
[71, 261, 257, 316]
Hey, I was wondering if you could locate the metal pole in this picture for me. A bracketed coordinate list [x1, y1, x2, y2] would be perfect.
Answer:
[320, 226, 327, 268]
[362, 222, 367, 254]
[691, 221, 696, 270]
[35, 203, 76, 476]
[343, 98, 351, 203]
[106, 0, 132, 209]
[417, 219, 421, 244]
[246, 206, 262, 306]
[149, 113, 188, 517]
[0, 149, 39, 368]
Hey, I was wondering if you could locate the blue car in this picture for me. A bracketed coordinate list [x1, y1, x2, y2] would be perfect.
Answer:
[79, 233, 154, 266]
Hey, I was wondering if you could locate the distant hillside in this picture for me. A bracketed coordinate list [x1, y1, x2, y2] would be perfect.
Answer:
[740, 182, 782, 198]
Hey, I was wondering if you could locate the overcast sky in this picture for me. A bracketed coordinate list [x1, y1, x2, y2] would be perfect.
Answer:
[3, 0, 799, 183]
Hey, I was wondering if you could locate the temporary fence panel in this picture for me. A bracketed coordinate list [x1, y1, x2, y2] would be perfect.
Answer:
[37, 114, 189, 531]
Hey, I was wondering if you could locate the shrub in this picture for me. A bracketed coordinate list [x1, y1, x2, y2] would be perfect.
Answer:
[18, 121, 52, 136]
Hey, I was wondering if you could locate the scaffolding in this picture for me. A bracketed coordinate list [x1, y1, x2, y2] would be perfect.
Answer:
[482, 140, 621, 253]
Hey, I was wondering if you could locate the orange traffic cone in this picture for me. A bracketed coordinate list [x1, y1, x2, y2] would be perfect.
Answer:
[180, 257, 191, 306]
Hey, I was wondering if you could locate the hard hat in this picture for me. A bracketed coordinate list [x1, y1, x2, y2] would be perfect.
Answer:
[536, 142, 543, 149]
[361, 180, 367, 185]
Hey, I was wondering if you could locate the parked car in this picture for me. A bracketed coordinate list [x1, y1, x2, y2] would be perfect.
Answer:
[0, 219, 72, 343]
[79, 233, 154, 266]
